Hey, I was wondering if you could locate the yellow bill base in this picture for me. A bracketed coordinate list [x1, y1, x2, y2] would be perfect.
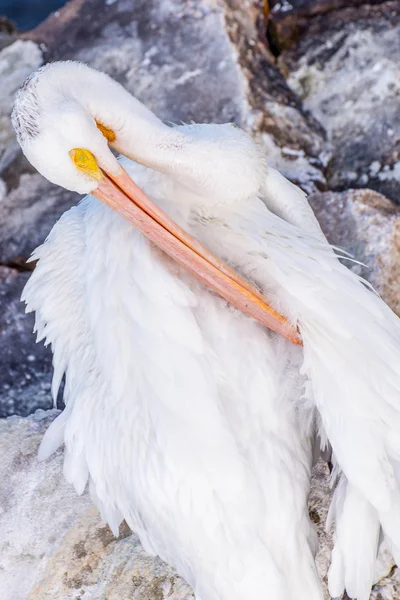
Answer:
[69, 148, 103, 181]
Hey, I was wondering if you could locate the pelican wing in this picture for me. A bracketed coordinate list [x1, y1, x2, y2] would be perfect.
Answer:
[193, 171, 400, 600]
[24, 181, 320, 600]
[261, 170, 400, 600]
[23, 192, 208, 535]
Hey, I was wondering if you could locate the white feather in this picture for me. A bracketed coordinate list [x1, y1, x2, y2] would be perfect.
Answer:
[327, 476, 380, 600]
[23, 158, 323, 600]
[193, 171, 400, 599]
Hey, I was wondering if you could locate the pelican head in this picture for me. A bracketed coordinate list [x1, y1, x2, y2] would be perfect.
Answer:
[12, 61, 166, 194]
[12, 60, 301, 345]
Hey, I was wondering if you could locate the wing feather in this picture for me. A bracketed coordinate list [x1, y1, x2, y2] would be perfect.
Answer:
[193, 173, 400, 599]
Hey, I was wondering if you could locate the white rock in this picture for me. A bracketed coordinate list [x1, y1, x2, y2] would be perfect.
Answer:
[282, 7, 400, 201]
[0, 40, 43, 156]
[0, 411, 194, 600]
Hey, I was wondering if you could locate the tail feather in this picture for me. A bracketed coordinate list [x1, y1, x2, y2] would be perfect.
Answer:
[37, 405, 71, 461]
[328, 476, 380, 600]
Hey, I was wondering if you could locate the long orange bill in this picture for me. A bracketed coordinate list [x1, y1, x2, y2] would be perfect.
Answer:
[92, 166, 301, 345]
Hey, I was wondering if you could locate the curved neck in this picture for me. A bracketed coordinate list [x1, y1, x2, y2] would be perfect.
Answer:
[35, 62, 264, 203]
[68, 68, 194, 185]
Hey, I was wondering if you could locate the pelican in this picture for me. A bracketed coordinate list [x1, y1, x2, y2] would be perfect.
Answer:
[12, 61, 400, 600]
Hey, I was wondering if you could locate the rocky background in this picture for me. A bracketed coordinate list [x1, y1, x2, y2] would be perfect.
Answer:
[1, 0, 400, 598]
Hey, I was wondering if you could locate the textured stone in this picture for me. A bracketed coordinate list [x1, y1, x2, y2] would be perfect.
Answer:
[0, 411, 194, 600]
[0, 39, 42, 155]
[371, 567, 400, 600]
[0, 267, 53, 417]
[0, 411, 397, 599]
[268, 0, 388, 50]
[0, 36, 78, 267]
[281, 2, 400, 203]
[309, 188, 400, 316]
[310, 460, 333, 596]
[0, 39, 53, 266]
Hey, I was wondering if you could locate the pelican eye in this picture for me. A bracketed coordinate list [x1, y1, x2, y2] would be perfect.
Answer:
[96, 121, 116, 143]
[69, 148, 103, 180]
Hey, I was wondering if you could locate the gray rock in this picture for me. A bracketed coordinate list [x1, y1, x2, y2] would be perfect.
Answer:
[310, 460, 333, 596]
[0, 39, 42, 158]
[0, 411, 397, 598]
[268, 0, 388, 51]
[0, 267, 53, 418]
[309, 188, 400, 315]
[0, 39, 61, 265]
[0, 37, 76, 265]
[281, 1, 400, 203]
[371, 567, 400, 600]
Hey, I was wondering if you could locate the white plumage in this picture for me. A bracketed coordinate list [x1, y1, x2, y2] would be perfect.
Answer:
[13, 61, 400, 600]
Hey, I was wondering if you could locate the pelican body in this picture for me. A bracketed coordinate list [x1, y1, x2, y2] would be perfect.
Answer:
[12, 61, 400, 600]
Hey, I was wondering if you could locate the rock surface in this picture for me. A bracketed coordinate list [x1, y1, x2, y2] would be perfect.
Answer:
[0, 267, 53, 418]
[281, 2, 400, 203]
[0, 411, 397, 599]
[268, 0, 388, 50]
[309, 188, 400, 315]
[371, 568, 400, 600]
[0, 411, 195, 600]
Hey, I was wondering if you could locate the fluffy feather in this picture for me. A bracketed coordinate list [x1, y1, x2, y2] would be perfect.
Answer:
[23, 156, 322, 600]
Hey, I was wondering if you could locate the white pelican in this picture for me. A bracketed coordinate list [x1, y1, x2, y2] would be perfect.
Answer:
[12, 61, 400, 600]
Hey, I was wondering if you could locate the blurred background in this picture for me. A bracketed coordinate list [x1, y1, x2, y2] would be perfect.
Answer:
[0, 0, 66, 30]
